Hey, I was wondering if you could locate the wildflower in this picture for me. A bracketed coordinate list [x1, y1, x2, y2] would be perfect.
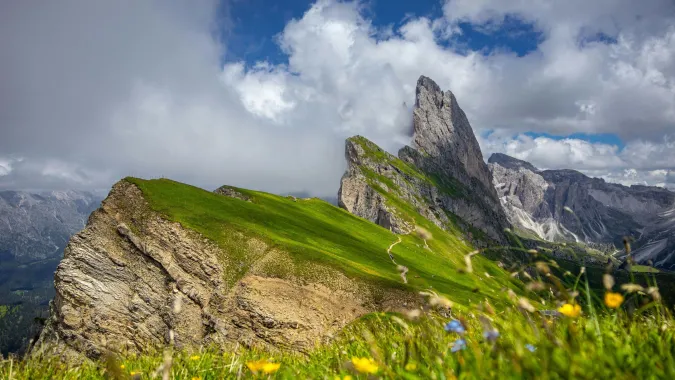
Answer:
[526, 281, 546, 292]
[445, 319, 466, 334]
[535, 262, 550, 274]
[403, 309, 421, 321]
[120, 365, 125, 369]
[525, 344, 536, 352]
[191, 377, 201, 380]
[190, 355, 201, 361]
[483, 329, 500, 342]
[351, 357, 379, 374]
[247, 359, 281, 374]
[415, 226, 433, 240]
[604, 292, 624, 309]
[262, 362, 281, 374]
[464, 255, 474, 273]
[130, 371, 138, 376]
[557, 303, 581, 318]
[421, 290, 453, 309]
[539, 310, 561, 317]
[334, 376, 353, 380]
[518, 298, 536, 313]
[621, 283, 644, 293]
[451, 338, 467, 352]
[647, 287, 662, 301]
[603, 274, 615, 290]
[405, 362, 417, 371]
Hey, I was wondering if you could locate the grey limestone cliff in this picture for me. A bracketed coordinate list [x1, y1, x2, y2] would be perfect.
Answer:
[488, 153, 675, 268]
[338, 76, 511, 243]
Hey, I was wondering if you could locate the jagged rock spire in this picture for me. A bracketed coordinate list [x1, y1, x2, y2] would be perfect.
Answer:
[411, 76, 494, 193]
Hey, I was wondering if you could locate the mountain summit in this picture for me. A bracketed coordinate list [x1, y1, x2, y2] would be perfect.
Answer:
[411, 76, 495, 192]
[339, 76, 510, 243]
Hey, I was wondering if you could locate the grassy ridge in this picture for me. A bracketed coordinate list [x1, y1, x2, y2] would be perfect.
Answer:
[3, 177, 675, 378]
[126, 178, 518, 307]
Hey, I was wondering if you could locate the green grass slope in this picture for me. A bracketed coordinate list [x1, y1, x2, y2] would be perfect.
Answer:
[125, 177, 520, 308]
[4, 176, 675, 378]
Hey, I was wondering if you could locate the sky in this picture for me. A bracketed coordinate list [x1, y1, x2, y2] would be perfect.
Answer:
[1, 0, 675, 196]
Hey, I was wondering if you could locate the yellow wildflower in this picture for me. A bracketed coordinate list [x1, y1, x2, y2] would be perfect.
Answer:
[262, 362, 281, 374]
[405, 362, 418, 371]
[557, 303, 581, 318]
[334, 376, 353, 380]
[120, 365, 125, 369]
[246, 359, 281, 374]
[191, 377, 202, 380]
[190, 355, 201, 361]
[129, 372, 139, 376]
[351, 357, 379, 374]
[604, 292, 624, 309]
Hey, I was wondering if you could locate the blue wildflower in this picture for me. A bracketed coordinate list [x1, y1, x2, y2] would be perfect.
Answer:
[444, 320, 465, 334]
[525, 344, 536, 352]
[483, 329, 500, 342]
[539, 310, 561, 318]
[451, 338, 467, 353]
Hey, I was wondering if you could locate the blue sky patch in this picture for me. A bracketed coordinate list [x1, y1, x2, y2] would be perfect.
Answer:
[222, 0, 544, 65]
[450, 15, 542, 57]
[524, 132, 625, 149]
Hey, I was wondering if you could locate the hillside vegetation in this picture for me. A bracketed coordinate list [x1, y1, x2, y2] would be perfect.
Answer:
[125, 177, 519, 308]
[4, 176, 675, 378]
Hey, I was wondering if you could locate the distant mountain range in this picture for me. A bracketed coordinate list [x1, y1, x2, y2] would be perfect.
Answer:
[488, 153, 675, 269]
[0, 190, 101, 355]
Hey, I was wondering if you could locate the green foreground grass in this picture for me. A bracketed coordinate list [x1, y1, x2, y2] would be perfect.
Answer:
[3, 174, 674, 378]
[4, 290, 675, 379]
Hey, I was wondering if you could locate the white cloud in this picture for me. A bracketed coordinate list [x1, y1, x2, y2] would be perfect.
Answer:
[480, 132, 675, 187]
[1, 0, 675, 194]
[0, 158, 13, 176]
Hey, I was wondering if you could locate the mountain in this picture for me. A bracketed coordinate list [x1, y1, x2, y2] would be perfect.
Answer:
[488, 153, 675, 268]
[28, 76, 675, 363]
[338, 76, 510, 244]
[631, 205, 675, 269]
[0, 190, 101, 355]
[0, 190, 101, 262]
[34, 177, 517, 360]
[34, 77, 523, 360]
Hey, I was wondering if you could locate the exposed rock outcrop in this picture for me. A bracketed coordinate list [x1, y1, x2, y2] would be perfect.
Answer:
[488, 153, 675, 268]
[214, 185, 251, 201]
[34, 180, 417, 360]
[338, 76, 510, 243]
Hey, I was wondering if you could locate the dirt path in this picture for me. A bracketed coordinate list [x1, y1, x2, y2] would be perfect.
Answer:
[387, 236, 402, 263]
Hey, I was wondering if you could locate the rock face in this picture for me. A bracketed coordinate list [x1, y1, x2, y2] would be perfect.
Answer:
[35, 180, 414, 359]
[630, 205, 675, 270]
[488, 153, 675, 267]
[0, 190, 101, 262]
[0, 190, 101, 355]
[410, 76, 495, 193]
[338, 76, 510, 243]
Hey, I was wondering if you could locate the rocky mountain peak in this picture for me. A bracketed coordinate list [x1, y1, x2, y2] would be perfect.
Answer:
[488, 153, 539, 173]
[410, 75, 493, 192]
[338, 76, 511, 243]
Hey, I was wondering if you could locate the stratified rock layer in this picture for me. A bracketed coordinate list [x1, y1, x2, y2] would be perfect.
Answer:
[35, 180, 414, 360]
